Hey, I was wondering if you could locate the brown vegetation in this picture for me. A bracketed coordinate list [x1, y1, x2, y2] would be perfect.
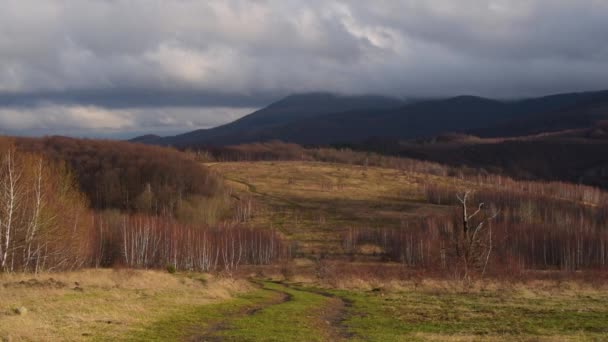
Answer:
[91, 213, 285, 272]
[0, 139, 91, 272]
[16, 136, 226, 217]
[0, 137, 286, 274]
[0, 269, 251, 341]
[344, 185, 608, 278]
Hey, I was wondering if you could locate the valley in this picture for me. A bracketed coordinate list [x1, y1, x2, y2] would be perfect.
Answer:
[3, 2, 608, 340]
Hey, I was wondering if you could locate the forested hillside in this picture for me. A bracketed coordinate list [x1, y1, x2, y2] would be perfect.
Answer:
[0, 136, 284, 272]
[16, 136, 226, 218]
[138, 90, 608, 147]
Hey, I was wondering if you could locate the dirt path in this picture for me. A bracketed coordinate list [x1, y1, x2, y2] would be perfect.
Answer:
[193, 281, 353, 341]
[189, 281, 291, 342]
[288, 285, 355, 341]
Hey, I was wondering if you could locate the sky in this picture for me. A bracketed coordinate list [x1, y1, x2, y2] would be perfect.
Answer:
[1, 0, 608, 138]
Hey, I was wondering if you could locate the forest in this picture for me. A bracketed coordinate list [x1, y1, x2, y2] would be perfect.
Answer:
[0, 137, 284, 273]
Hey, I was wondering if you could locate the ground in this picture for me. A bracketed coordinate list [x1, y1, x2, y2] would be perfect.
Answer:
[2, 270, 608, 341]
[0, 269, 250, 341]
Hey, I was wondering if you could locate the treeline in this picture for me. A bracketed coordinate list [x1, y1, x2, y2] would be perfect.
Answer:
[353, 136, 608, 189]
[16, 136, 229, 222]
[91, 214, 284, 272]
[344, 186, 608, 275]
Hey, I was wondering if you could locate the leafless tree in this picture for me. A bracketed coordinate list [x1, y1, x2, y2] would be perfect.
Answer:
[0, 149, 22, 271]
[455, 191, 499, 281]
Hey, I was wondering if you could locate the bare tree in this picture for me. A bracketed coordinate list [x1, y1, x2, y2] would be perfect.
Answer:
[0, 149, 22, 271]
[24, 158, 43, 271]
[455, 191, 499, 281]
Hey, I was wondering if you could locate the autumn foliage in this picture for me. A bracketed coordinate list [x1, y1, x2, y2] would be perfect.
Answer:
[345, 185, 608, 277]
[0, 137, 285, 273]
[90, 214, 284, 272]
[0, 139, 92, 272]
[15, 136, 226, 215]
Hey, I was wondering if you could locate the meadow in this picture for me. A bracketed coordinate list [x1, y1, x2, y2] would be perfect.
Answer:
[2, 268, 608, 341]
[212, 161, 450, 254]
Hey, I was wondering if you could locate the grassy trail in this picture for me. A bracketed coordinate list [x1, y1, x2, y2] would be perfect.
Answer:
[224, 176, 304, 209]
[206, 281, 350, 341]
[125, 280, 350, 342]
[122, 283, 279, 341]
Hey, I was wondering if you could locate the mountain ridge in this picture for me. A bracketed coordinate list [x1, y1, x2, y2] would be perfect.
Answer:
[133, 89, 608, 147]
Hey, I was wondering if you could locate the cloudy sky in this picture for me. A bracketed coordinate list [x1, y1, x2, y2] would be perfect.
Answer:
[1, 0, 608, 138]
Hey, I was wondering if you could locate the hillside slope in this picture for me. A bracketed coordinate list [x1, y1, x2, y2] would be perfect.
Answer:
[266, 90, 608, 144]
[141, 93, 403, 146]
[474, 90, 608, 137]
[138, 90, 608, 147]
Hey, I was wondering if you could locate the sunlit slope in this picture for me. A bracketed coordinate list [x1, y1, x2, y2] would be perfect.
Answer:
[211, 161, 454, 253]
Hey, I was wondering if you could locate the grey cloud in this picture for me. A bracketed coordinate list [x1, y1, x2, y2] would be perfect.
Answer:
[0, 104, 255, 138]
[0, 89, 277, 109]
[1, 0, 608, 136]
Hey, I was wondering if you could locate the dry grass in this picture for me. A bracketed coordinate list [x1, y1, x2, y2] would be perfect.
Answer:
[211, 161, 452, 253]
[2, 266, 607, 341]
[308, 273, 608, 341]
[0, 269, 251, 341]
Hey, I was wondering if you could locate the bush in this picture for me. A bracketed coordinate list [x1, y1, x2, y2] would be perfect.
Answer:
[166, 264, 177, 274]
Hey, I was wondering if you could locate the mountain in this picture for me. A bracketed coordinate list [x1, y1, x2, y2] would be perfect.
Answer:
[135, 92, 403, 146]
[273, 91, 608, 144]
[473, 90, 608, 137]
[136, 90, 608, 147]
[259, 96, 510, 144]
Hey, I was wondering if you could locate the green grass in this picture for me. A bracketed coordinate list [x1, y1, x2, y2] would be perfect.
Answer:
[327, 286, 608, 341]
[125, 281, 341, 341]
[128, 278, 608, 341]
[212, 281, 338, 341]
[122, 286, 279, 341]
[5, 270, 608, 341]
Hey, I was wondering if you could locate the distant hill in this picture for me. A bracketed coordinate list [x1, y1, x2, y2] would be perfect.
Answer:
[134, 92, 403, 146]
[269, 90, 608, 144]
[135, 90, 608, 147]
[473, 90, 608, 137]
[343, 120, 608, 189]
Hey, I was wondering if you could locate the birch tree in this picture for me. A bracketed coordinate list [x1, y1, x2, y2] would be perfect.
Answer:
[455, 191, 499, 281]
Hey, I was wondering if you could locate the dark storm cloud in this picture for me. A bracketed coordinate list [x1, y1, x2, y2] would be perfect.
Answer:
[1, 0, 607, 136]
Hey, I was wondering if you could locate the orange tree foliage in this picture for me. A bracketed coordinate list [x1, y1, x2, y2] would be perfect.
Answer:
[0, 138, 92, 272]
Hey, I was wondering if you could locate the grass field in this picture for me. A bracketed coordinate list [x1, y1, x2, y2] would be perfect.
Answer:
[329, 281, 608, 341]
[5, 270, 607, 341]
[211, 161, 452, 253]
[0, 270, 251, 341]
